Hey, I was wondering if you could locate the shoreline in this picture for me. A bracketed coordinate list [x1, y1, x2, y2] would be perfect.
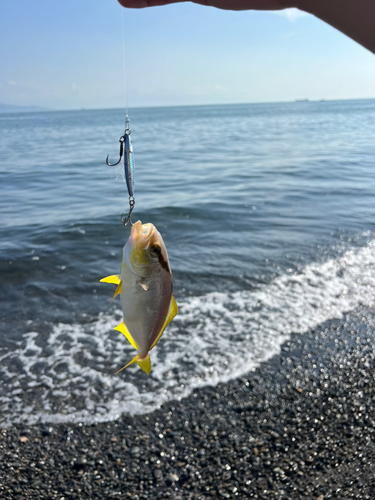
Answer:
[2, 306, 375, 499]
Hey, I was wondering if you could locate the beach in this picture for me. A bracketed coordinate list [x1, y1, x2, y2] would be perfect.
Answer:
[2, 306, 375, 499]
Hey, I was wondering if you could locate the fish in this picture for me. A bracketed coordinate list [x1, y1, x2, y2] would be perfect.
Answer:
[101, 220, 178, 375]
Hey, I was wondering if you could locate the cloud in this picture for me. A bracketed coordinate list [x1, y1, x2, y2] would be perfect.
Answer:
[275, 8, 309, 22]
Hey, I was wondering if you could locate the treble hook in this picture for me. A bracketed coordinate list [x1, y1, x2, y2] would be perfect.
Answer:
[121, 196, 135, 226]
[106, 136, 124, 166]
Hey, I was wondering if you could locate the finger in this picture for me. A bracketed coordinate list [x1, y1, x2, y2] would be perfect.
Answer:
[118, 0, 186, 8]
[118, 0, 293, 10]
[192, 0, 291, 9]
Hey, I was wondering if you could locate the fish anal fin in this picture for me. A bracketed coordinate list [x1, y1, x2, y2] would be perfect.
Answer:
[100, 274, 121, 285]
[114, 322, 139, 350]
[150, 295, 178, 350]
[112, 281, 122, 300]
[115, 353, 151, 375]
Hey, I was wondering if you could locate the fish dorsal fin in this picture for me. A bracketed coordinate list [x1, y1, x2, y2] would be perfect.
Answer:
[112, 281, 122, 300]
[100, 274, 121, 285]
[114, 322, 139, 350]
[115, 353, 151, 375]
[150, 295, 178, 350]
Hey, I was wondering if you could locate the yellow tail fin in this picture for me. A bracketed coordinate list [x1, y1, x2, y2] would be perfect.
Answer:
[115, 353, 151, 375]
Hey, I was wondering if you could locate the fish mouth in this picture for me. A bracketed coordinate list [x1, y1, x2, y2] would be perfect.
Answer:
[130, 221, 156, 249]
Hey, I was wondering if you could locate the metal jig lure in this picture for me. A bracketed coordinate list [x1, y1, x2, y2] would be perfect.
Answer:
[106, 115, 135, 226]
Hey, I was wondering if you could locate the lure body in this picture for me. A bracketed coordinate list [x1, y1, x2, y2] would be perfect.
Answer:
[101, 221, 178, 374]
[123, 131, 134, 197]
[105, 114, 135, 225]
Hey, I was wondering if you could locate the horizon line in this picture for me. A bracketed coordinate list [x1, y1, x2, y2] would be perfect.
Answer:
[1, 96, 374, 114]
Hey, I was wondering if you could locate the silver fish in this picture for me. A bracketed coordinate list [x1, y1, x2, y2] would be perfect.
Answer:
[101, 221, 178, 374]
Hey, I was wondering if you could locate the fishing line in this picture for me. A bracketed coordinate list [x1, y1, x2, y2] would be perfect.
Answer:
[121, 8, 128, 115]
[106, 7, 135, 226]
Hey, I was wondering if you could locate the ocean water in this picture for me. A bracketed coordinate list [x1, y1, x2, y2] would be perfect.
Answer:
[0, 100, 375, 427]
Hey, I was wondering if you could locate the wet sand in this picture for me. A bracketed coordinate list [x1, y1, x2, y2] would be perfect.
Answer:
[1, 306, 375, 499]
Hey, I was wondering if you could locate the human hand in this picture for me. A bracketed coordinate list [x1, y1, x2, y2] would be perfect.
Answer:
[117, 0, 296, 11]
[117, 0, 375, 55]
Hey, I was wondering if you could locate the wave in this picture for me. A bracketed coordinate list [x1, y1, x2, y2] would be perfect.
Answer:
[1, 240, 375, 427]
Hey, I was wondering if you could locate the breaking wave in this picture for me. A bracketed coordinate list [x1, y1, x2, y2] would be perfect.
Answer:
[1, 240, 375, 426]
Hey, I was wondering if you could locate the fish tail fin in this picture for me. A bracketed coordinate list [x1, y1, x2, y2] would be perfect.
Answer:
[115, 354, 138, 374]
[136, 354, 151, 375]
[115, 353, 151, 375]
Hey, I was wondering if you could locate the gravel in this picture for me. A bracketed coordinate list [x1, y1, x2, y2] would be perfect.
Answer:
[1, 306, 375, 499]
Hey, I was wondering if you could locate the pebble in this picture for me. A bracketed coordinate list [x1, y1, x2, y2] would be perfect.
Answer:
[154, 469, 163, 481]
[166, 473, 179, 485]
[73, 457, 87, 469]
[42, 427, 53, 436]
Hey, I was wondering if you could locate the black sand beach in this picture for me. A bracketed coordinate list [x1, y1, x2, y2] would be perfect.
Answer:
[1, 306, 375, 500]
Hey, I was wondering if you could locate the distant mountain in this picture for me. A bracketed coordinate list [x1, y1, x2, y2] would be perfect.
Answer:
[0, 103, 50, 113]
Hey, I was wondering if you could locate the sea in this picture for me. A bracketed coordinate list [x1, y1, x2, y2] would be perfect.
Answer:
[0, 99, 375, 427]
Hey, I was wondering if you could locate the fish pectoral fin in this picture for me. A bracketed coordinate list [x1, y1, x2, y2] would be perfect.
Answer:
[139, 279, 149, 291]
[114, 322, 139, 350]
[115, 353, 151, 375]
[150, 295, 178, 350]
[100, 274, 121, 285]
[111, 281, 122, 300]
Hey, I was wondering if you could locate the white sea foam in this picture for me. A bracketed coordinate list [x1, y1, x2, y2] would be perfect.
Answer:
[1, 241, 375, 426]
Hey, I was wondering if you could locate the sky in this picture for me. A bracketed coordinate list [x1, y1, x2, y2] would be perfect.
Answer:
[0, 0, 374, 109]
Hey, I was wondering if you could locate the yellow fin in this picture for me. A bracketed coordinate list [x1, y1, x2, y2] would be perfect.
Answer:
[100, 274, 121, 285]
[115, 354, 138, 374]
[114, 322, 139, 350]
[136, 354, 151, 375]
[150, 295, 178, 350]
[112, 281, 122, 300]
[115, 353, 151, 375]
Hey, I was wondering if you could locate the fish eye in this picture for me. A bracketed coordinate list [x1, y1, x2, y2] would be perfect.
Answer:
[150, 244, 161, 257]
